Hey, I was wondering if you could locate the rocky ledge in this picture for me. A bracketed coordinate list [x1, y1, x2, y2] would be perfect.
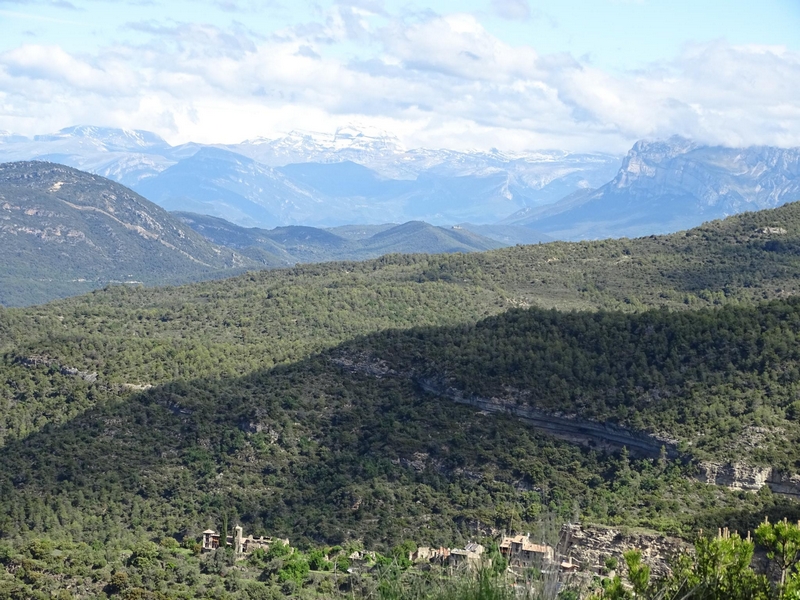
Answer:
[417, 377, 678, 459]
[698, 463, 800, 498]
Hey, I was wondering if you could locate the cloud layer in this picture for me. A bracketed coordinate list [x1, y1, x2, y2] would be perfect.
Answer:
[0, 6, 798, 152]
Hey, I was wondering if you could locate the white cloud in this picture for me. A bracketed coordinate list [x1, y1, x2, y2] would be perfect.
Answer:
[1, 44, 139, 95]
[0, 12, 798, 154]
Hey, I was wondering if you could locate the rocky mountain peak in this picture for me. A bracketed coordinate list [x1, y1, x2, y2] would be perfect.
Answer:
[628, 135, 698, 160]
[613, 136, 699, 188]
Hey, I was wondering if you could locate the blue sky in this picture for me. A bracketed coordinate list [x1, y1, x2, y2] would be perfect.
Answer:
[1, 0, 799, 151]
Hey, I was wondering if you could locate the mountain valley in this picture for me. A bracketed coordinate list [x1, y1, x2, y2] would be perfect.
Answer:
[1, 177, 800, 597]
[3, 131, 800, 600]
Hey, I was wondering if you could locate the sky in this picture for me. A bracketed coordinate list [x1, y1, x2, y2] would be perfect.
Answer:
[0, 0, 799, 153]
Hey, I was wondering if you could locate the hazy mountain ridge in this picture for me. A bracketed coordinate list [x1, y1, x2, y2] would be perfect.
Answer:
[6, 127, 800, 241]
[173, 211, 504, 264]
[0, 161, 516, 306]
[135, 147, 322, 229]
[504, 136, 800, 239]
[0, 125, 621, 226]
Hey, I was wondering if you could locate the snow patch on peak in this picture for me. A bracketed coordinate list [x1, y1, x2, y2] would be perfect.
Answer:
[332, 124, 405, 153]
[628, 136, 698, 161]
[35, 126, 168, 151]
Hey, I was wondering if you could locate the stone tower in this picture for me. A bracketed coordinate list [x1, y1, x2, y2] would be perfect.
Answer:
[234, 525, 244, 555]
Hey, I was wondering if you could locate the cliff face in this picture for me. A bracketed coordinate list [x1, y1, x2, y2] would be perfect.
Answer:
[698, 463, 800, 497]
[417, 378, 678, 459]
[613, 139, 800, 212]
[506, 137, 800, 239]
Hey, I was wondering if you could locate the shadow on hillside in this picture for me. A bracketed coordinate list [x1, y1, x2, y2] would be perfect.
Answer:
[3, 299, 800, 547]
[660, 238, 800, 296]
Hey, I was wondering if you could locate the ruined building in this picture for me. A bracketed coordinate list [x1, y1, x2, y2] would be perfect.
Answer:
[201, 526, 290, 558]
[499, 534, 554, 567]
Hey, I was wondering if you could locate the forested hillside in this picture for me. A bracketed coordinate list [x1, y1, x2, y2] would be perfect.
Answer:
[1, 200, 800, 598]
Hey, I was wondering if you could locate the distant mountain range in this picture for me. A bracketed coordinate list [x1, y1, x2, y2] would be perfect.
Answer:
[503, 137, 800, 239]
[0, 125, 621, 227]
[173, 212, 506, 266]
[0, 162, 510, 306]
[2, 127, 800, 242]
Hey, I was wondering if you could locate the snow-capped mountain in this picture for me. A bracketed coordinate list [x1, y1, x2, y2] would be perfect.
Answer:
[503, 136, 800, 240]
[32, 125, 170, 152]
[0, 126, 177, 187]
[2, 126, 797, 238]
[231, 125, 408, 171]
[0, 125, 622, 227]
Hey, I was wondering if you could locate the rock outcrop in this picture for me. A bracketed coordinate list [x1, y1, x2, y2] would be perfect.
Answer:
[699, 462, 800, 498]
[561, 523, 690, 579]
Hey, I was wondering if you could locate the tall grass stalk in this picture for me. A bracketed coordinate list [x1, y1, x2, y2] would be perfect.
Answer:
[375, 566, 543, 600]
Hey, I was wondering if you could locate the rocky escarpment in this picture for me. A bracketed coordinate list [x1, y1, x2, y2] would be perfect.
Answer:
[427, 379, 800, 498]
[417, 378, 679, 459]
[333, 355, 678, 458]
[16, 354, 97, 382]
[504, 136, 800, 239]
[698, 463, 800, 498]
[333, 355, 800, 498]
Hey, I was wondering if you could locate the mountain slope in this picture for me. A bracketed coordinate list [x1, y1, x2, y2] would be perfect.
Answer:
[173, 211, 505, 263]
[456, 223, 553, 245]
[362, 221, 502, 254]
[277, 160, 413, 199]
[134, 147, 322, 228]
[0, 161, 254, 306]
[503, 137, 800, 240]
[1, 200, 800, 552]
[4, 307, 795, 550]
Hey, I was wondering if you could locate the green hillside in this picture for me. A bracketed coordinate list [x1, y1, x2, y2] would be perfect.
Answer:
[5, 292, 800, 540]
[1, 200, 800, 597]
